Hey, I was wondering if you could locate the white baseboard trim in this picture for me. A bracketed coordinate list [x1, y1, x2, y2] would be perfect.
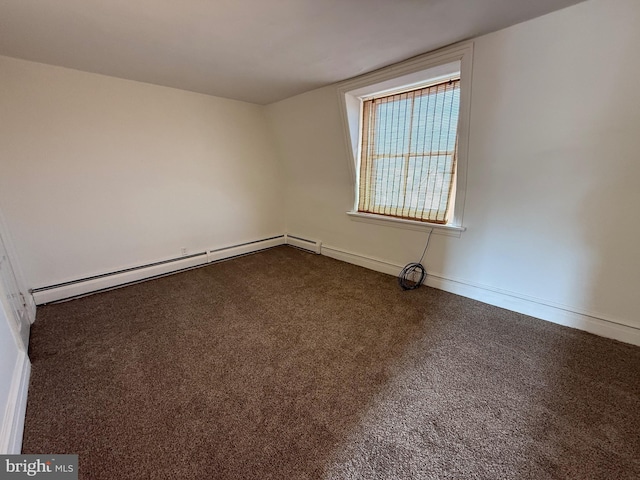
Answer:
[321, 244, 640, 346]
[322, 245, 401, 277]
[0, 351, 30, 454]
[32, 235, 287, 305]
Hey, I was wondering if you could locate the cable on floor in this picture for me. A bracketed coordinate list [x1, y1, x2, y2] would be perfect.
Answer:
[398, 228, 433, 291]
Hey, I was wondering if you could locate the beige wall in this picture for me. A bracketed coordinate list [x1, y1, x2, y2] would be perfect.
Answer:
[266, 0, 640, 333]
[0, 56, 284, 288]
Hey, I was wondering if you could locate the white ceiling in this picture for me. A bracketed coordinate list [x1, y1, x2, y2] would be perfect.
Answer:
[0, 0, 585, 105]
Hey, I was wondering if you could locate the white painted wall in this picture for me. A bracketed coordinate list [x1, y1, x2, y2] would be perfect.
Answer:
[0, 55, 284, 289]
[266, 0, 640, 335]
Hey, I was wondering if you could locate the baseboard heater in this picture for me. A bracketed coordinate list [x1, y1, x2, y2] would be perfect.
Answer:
[208, 235, 285, 262]
[284, 234, 322, 254]
[32, 235, 288, 305]
[31, 252, 209, 305]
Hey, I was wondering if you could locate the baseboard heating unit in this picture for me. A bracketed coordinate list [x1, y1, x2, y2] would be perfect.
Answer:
[31, 252, 209, 305]
[284, 234, 322, 254]
[207, 235, 285, 262]
[32, 235, 294, 304]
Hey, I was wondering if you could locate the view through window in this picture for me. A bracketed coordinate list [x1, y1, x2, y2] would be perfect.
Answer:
[358, 77, 460, 224]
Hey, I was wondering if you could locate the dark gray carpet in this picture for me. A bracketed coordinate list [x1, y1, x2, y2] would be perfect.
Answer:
[22, 246, 640, 479]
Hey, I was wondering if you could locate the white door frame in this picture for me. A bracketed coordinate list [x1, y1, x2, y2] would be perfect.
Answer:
[0, 207, 34, 351]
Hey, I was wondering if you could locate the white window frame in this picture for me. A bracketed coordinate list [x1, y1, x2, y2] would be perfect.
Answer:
[337, 41, 473, 236]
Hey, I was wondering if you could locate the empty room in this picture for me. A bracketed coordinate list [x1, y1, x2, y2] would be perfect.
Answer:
[1, 0, 639, 478]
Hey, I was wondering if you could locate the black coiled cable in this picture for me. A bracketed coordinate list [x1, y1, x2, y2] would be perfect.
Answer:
[398, 228, 433, 291]
[398, 263, 426, 290]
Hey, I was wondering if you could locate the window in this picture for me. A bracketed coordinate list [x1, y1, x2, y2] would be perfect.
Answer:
[358, 78, 460, 224]
[337, 42, 472, 233]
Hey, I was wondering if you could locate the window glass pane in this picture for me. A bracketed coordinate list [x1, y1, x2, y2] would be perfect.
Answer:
[372, 157, 404, 208]
[374, 98, 412, 155]
[406, 155, 454, 215]
[411, 88, 459, 153]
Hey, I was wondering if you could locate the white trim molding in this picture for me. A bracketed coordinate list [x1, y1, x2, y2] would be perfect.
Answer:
[336, 41, 474, 231]
[347, 211, 465, 237]
[321, 244, 640, 347]
[0, 351, 30, 454]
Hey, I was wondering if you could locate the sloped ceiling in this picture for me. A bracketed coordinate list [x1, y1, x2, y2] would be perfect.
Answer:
[0, 0, 585, 104]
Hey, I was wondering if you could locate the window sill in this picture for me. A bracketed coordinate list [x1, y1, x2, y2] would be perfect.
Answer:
[346, 211, 466, 237]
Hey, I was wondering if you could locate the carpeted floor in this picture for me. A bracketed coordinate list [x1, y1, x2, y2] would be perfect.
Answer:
[23, 246, 640, 479]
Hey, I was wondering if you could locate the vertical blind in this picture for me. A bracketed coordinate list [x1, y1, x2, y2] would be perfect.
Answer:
[358, 78, 460, 224]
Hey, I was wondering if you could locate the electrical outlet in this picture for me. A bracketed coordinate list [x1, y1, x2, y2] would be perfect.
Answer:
[181, 247, 187, 257]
